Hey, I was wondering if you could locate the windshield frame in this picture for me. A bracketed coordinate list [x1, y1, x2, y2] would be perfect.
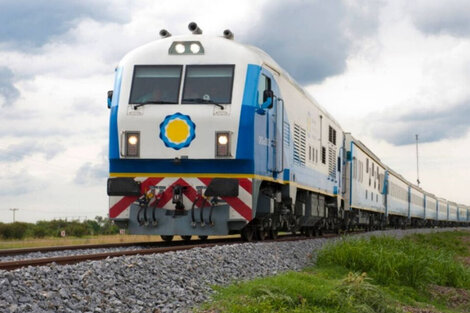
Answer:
[181, 64, 235, 105]
[128, 64, 183, 105]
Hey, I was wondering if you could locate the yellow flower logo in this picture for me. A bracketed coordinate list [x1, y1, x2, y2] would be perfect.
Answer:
[159, 113, 196, 150]
[166, 119, 190, 143]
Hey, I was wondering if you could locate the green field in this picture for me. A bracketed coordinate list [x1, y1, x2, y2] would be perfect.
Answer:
[200, 231, 470, 313]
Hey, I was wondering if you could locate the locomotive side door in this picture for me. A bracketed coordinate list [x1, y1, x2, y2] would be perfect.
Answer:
[258, 68, 283, 178]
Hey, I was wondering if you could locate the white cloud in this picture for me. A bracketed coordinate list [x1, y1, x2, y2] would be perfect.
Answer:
[409, 0, 470, 37]
[0, 167, 47, 196]
[0, 0, 131, 49]
[308, 1, 470, 134]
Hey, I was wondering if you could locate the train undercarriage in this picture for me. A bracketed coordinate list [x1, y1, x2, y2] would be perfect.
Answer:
[110, 177, 466, 242]
[237, 180, 464, 242]
[239, 181, 344, 241]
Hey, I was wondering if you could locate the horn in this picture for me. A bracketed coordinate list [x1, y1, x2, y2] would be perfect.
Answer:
[223, 29, 234, 40]
[159, 29, 171, 38]
[188, 22, 202, 34]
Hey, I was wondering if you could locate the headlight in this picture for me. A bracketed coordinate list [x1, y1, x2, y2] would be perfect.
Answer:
[128, 135, 138, 145]
[175, 43, 185, 54]
[169, 41, 204, 55]
[216, 132, 231, 157]
[218, 134, 228, 145]
[190, 43, 201, 54]
[125, 132, 140, 157]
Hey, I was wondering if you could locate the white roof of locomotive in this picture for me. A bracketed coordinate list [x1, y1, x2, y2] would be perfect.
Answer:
[119, 34, 265, 70]
[118, 34, 340, 126]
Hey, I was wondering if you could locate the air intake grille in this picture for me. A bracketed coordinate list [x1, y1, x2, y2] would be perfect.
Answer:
[328, 146, 336, 179]
[283, 121, 290, 147]
[293, 124, 306, 165]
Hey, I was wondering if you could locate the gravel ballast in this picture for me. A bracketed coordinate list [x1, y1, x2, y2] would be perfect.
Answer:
[0, 227, 464, 313]
[0, 246, 154, 263]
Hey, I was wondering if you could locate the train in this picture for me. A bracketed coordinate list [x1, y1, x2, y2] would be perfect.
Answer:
[106, 23, 469, 242]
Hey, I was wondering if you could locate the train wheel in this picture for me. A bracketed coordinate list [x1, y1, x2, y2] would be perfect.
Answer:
[161, 235, 174, 242]
[269, 228, 279, 240]
[198, 235, 208, 241]
[241, 227, 254, 242]
[306, 228, 314, 237]
[181, 235, 192, 242]
[256, 228, 267, 241]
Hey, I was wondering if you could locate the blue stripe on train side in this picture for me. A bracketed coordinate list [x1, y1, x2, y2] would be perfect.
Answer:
[236, 64, 261, 159]
[109, 66, 123, 161]
[110, 159, 252, 174]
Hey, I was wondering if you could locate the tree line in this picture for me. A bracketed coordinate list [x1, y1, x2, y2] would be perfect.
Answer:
[0, 216, 120, 239]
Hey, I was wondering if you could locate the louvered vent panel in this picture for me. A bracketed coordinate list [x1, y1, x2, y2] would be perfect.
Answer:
[328, 146, 336, 179]
[283, 121, 290, 147]
[293, 124, 306, 165]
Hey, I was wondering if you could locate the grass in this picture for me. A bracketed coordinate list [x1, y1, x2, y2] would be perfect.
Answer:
[200, 230, 470, 313]
[316, 235, 470, 288]
[199, 268, 400, 313]
[409, 231, 470, 256]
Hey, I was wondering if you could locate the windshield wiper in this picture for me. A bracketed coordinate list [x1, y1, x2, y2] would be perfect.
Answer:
[133, 100, 177, 109]
[183, 98, 224, 110]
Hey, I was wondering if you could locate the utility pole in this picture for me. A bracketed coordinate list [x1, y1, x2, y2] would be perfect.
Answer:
[415, 134, 420, 187]
[9, 208, 19, 223]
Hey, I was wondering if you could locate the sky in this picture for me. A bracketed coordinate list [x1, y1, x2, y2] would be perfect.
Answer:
[1, 0, 469, 223]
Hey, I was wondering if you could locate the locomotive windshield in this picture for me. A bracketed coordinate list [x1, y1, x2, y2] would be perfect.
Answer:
[129, 65, 182, 104]
[182, 65, 234, 104]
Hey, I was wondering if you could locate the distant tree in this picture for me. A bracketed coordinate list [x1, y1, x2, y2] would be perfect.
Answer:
[0, 222, 31, 239]
[0, 216, 121, 239]
[95, 216, 104, 226]
[84, 220, 100, 235]
[100, 217, 120, 235]
[65, 221, 88, 237]
[29, 224, 47, 238]
[35, 221, 55, 237]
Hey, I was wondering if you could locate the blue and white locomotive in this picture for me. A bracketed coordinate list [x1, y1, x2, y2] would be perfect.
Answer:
[107, 23, 469, 241]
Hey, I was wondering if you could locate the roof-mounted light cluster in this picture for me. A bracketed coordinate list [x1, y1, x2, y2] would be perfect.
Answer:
[162, 22, 234, 55]
[169, 41, 204, 55]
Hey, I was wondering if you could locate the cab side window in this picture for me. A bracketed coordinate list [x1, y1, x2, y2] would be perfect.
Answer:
[257, 74, 271, 106]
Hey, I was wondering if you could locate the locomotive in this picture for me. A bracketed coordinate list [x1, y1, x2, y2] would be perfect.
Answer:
[107, 23, 469, 241]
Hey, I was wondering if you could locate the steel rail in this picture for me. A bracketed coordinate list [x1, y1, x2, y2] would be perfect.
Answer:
[0, 241, 162, 257]
[0, 237, 241, 257]
[0, 235, 325, 271]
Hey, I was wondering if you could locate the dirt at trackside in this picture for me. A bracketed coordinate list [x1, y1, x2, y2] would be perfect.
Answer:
[429, 285, 470, 310]
[459, 256, 470, 267]
[401, 284, 470, 313]
[401, 306, 436, 313]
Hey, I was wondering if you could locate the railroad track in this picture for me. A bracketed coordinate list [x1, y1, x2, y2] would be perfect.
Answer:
[0, 238, 222, 257]
[0, 234, 333, 271]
